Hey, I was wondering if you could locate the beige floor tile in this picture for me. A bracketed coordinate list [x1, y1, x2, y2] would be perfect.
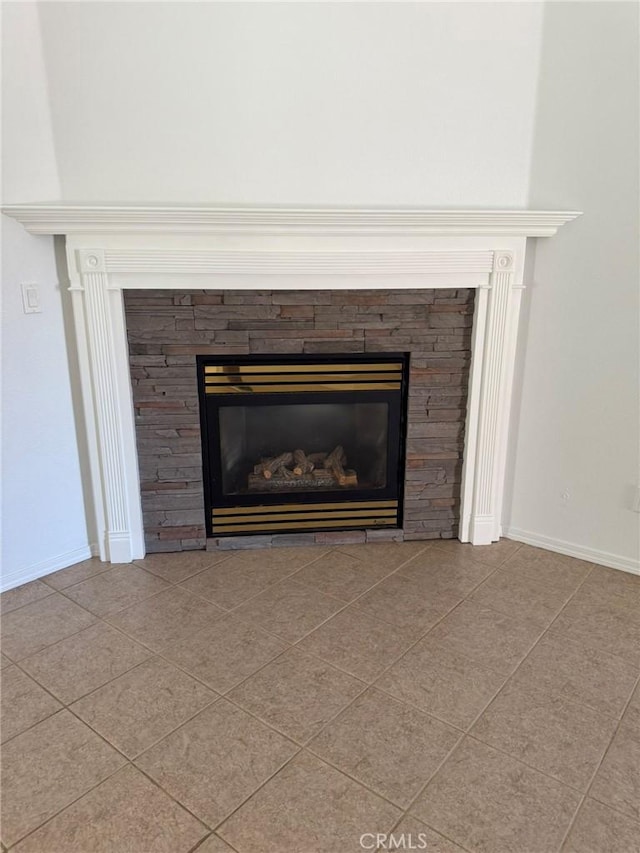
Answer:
[501, 544, 593, 592]
[62, 565, 169, 617]
[195, 835, 237, 853]
[392, 815, 469, 852]
[0, 593, 97, 661]
[20, 621, 152, 704]
[309, 688, 460, 807]
[297, 604, 423, 682]
[41, 558, 111, 591]
[292, 550, 396, 602]
[426, 601, 543, 675]
[510, 631, 639, 719]
[469, 568, 573, 626]
[0, 710, 126, 848]
[232, 578, 344, 643]
[590, 715, 640, 821]
[562, 797, 640, 853]
[1, 665, 61, 742]
[70, 656, 216, 757]
[552, 593, 640, 667]
[11, 765, 207, 853]
[106, 585, 225, 651]
[228, 648, 364, 743]
[336, 540, 428, 569]
[431, 537, 521, 567]
[218, 751, 400, 853]
[0, 580, 53, 614]
[471, 681, 618, 791]
[376, 637, 506, 730]
[0, 653, 10, 669]
[412, 738, 581, 853]
[356, 573, 460, 632]
[180, 548, 313, 610]
[580, 564, 640, 606]
[134, 548, 231, 583]
[163, 614, 287, 693]
[400, 546, 496, 596]
[136, 699, 298, 826]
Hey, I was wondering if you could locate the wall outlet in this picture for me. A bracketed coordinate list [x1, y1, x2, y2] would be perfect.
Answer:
[21, 283, 41, 314]
[560, 489, 570, 503]
[632, 487, 640, 513]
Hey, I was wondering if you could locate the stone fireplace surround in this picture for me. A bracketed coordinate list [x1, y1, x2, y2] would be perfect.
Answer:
[3, 205, 580, 563]
[125, 287, 475, 551]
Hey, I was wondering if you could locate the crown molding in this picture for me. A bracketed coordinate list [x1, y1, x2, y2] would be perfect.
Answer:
[2, 203, 582, 237]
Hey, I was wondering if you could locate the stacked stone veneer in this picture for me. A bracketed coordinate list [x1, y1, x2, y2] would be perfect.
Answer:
[124, 289, 474, 552]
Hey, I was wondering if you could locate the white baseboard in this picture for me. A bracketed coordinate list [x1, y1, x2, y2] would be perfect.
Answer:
[1, 543, 97, 593]
[503, 527, 640, 576]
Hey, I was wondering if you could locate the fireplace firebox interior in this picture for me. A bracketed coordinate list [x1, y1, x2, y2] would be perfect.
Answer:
[198, 354, 409, 537]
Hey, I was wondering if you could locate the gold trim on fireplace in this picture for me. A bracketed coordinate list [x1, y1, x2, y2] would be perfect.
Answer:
[213, 517, 397, 533]
[212, 500, 399, 534]
[205, 382, 401, 394]
[215, 509, 397, 524]
[203, 361, 403, 394]
[204, 363, 404, 374]
[205, 372, 401, 384]
[214, 499, 398, 515]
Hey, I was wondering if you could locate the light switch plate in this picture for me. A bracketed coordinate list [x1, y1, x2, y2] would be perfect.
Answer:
[21, 283, 41, 314]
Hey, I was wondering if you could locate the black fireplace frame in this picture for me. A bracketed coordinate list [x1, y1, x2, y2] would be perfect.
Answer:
[197, 352, 410, 537]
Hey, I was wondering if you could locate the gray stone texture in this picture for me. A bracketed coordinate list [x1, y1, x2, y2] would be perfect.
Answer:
[125, 289, 473, 552]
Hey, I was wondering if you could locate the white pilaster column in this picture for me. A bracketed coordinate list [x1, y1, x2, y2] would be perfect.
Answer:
[74, 249, 137, 562]
[469, 251, 519, 544]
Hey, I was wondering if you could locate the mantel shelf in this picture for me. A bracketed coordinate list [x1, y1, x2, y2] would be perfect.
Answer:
[2, 203, 581, 237]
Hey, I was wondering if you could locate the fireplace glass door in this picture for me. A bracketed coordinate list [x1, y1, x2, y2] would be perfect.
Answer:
[198, 354, 409, 537]
[218, 401, 390, 495]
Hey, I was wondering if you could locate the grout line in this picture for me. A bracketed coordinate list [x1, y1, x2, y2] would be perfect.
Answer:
[219, 654, 371, 749]
[555, 793, 587, 853]
[430, 536, 523, 568]
[0, 589, 57, 617]
[581, 667, 640, 812]
[133, 760, 218, 832]
[585, 792, 640, 827]
[387, 728, 470, 849]
[298, 743, 416, 812]
[173, 546, 335, 613]
[188, 832, 241, 853]
[208, 742, 303, 838]
[462, 731, 592, 796]
[56, 574, 173, 618]
[3, 749, 129, 850]
[39, 563, 115, 592]
[390, 813, 476, 853]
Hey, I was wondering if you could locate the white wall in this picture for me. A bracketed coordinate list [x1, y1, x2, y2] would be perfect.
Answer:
[1, 217, 91, 589]
[1, 2, 90, 589]
[505, 2, 640, 571]
[1, 0, 59, 203]
[37, 2, 543, 206]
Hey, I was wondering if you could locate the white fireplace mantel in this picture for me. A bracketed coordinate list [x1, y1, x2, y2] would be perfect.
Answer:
[4, 204, 581, 563]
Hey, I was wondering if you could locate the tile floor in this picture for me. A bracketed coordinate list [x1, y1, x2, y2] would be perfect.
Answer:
[1, 539, 639, 852]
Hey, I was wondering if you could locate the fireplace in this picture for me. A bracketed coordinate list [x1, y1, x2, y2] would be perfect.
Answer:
[2, 203, 580, 563]
[198, 354, 409, 537]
